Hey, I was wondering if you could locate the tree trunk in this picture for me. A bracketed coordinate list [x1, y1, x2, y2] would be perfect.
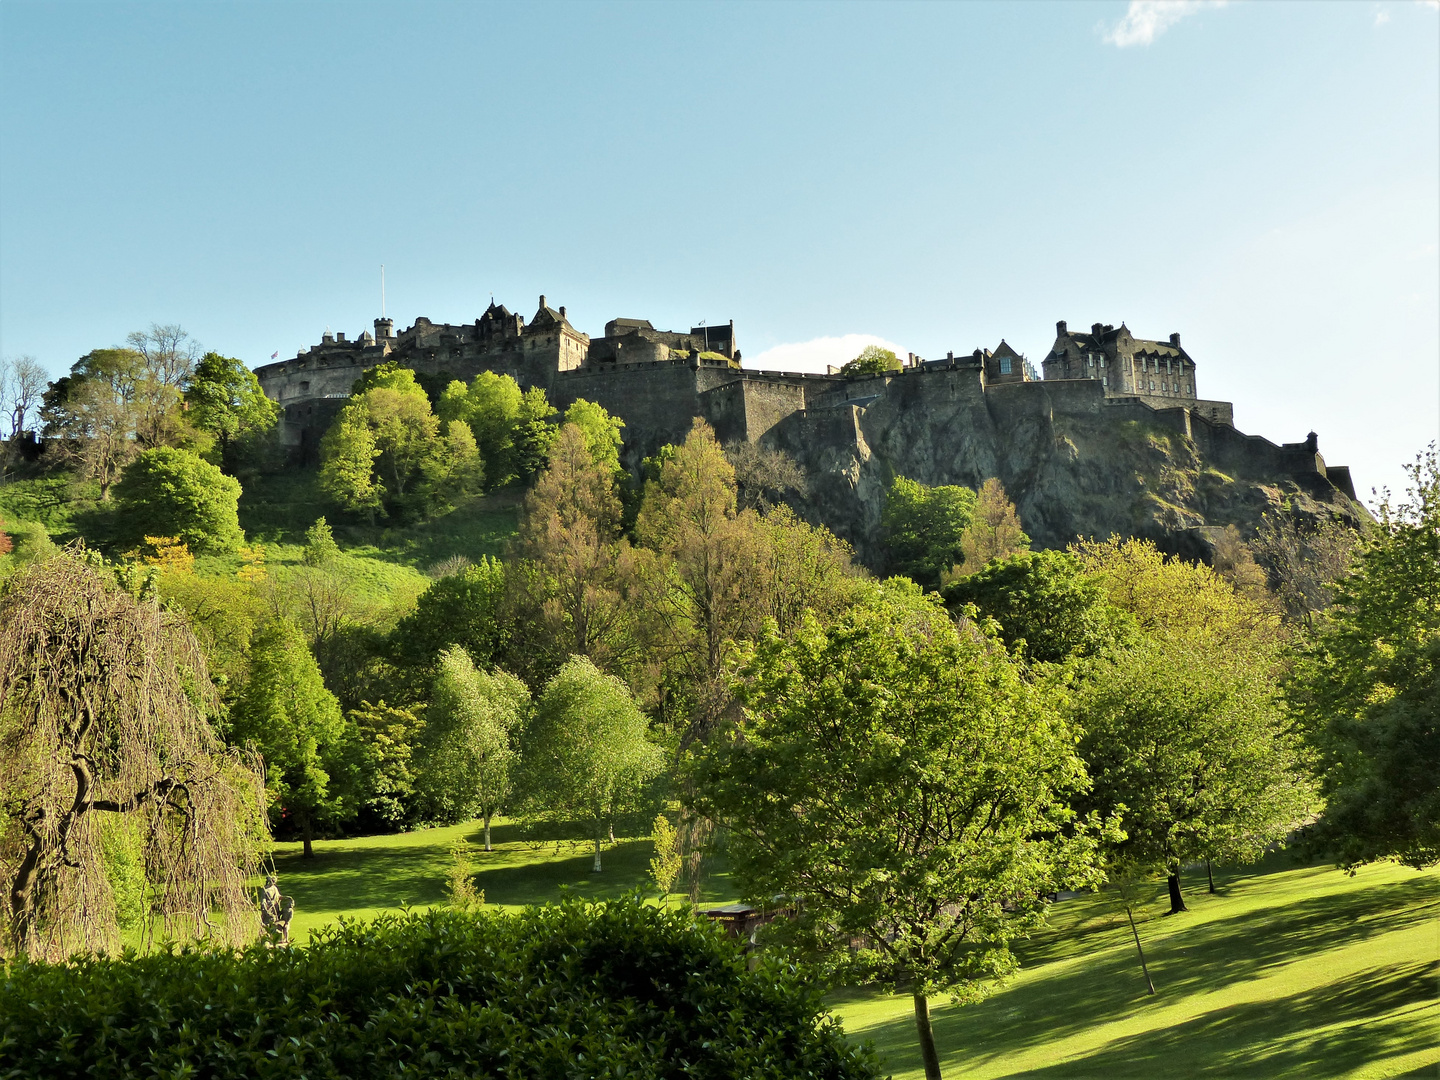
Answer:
[1206, 859, 1216, 894]
[593, 833, 603, 873]
[483, 812, 493, 853]
[913, 993, 943, 1080]
[1166, 870, 1186, 914]
[302, 816, 315, 859]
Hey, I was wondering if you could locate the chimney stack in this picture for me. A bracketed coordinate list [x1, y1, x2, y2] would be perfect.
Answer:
[1056, 319, 1067, 335]
[1091, 323, 1103, 337]
[1170, 332, 1181, 347]
[539, 294, 546, 310]
[559, 306, 566, 319]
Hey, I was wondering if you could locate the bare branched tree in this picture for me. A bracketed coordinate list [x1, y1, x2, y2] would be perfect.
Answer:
[0, 549, 268, 960]
[1253, 511, 1361, 629]
[126, 325, 199, 448]
[724, 441, 808, 512]
[1, 356, 47, 442]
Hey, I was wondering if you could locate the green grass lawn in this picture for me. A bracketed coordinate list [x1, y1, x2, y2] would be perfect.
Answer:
[270, 827, 1438, 1079]
[269, 818, 737, 943]
[835, 857, 1439, 1080]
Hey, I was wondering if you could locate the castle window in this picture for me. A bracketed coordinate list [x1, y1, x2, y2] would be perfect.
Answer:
[1149, 380, 1155, 391]
[999, 357, 1012, 375]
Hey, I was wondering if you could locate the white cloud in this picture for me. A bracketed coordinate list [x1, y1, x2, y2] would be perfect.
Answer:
[1420, 0, 1439, 10]
[744, 334, 909, 375]
[1103, 0, 1227, 48]
[1374, 5, 1392, 24]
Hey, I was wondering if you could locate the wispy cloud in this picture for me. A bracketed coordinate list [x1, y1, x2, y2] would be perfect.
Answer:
[745, 334, 909, 375]
[1103, 0, 1228, 48]
[1374, 5, 1392, 25]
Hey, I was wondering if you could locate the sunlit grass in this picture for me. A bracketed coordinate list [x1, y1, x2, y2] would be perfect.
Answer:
[834, 857, 1440, 1080]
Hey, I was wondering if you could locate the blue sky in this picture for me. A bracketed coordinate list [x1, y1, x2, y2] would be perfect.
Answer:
[1, 0, 1436, 499]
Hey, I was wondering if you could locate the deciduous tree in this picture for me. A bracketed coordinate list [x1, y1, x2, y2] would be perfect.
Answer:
[953, 477, 1029, 577]
[184, 351, 280, 472]
[520, 656, 664, 872]
[417, 648, 528, 847]
[881, 476, 976, 589]
[690, 582, 1107, 1080]
[840, 344, 901, 375]
[112, 446, 244, 555]
[1290, 447, 1440, 869]
[231, 619, 349, 857]
[0, 550, 267, 959]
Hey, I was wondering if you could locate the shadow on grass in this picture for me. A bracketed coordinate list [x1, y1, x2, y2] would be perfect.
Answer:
[847, 869, 1438, 1074]
[1001, 960, 1438, 1079]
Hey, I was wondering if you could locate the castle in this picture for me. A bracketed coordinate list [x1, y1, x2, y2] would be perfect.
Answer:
[254, 296, 1360, 553]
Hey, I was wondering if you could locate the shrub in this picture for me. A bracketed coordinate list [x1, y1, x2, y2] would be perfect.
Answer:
[0, 896, 880, 1079]
[112, 446, 243, 555]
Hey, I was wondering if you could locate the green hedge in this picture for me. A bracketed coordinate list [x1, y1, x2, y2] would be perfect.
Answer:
[0, 895, 879, 1079]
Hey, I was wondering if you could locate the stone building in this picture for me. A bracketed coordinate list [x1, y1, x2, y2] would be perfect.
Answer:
[1041, 320, 1233, 425]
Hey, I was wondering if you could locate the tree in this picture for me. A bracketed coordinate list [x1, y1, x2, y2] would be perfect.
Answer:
[635, 419, 766, 744]
[320, 374, 479, 521]
[388, 556, 509, 680]
[648, 813, 682, 904]
[302, 516, 341, 567]
[1254, 510, 1360, 629]
[123, 325, 200, 450]
[1290, 447, 1440, 869]
[520, 656, 665, 872]
[112, 446, 244, 555]
[725, 441, 808, 513]
[231, 619, 349, 857]
[1074, 636, 1315, 914]
[184, 352, 280, 472]
[418, 648, 528, 848]
[1071, 538, 1307, 913]
[0, 355, 46, 475]
[439, 370, 526, 486]
[513, 423, 635, 675]
[0, 550, 267, 959]
[952, 477, 1029, 577]
[40, 349, 146, 499]
[840, 344, 902, 375]
[561, 398, 625, 481]
[340, 701, 425, 832]
[689, 583, 1107, 1080]
[513, 386, 560, 482]
[944, 550, 1130, 665]
[881, 476, 976, 589]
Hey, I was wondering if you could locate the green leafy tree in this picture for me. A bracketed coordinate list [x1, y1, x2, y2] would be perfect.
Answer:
[342, 701, 425, 831]
[40, 349, 146, 499]
[840, 344, 902, 375]
[438, 371, 527, 486]
[184, 352, 279, 472]
[881, 476, 976, 589]
[1074, 636, 1316, 914]
[561, 398, 625, 481]
[512, 423, 635, 676]
[1290, 447, 1440, 868]
[944, 549, 1131, 665]
[1071, 538, 1308, 913]
[690, 582, 1107, 1080]
[520, 656, 665, 872]
[513, 386, 560, 482]
[417, 648, 528, 848]
[302, 516, 341, 567]
[648, 813, 682, 905]
[231, 619, 349, 857]
[113, 447, 244, 555]
[320, 373, 480, 521]
[388, 556, 509, 680]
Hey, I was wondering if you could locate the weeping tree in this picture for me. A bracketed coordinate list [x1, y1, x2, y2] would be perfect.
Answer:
[0, 549, 268, 960]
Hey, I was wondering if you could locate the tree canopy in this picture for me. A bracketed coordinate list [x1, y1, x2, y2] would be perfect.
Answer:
[184, 351, 279, 471]
[691, 582, 1106, 1080]
[112, 446, 244, 555]
[1289, 447, 1440, 869]
[881, 475, 977, 589]
[519, 656, 664, 871]
[840, 345, 902, 375]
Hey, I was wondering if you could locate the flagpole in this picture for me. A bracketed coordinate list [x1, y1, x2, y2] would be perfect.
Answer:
[381, 265, 386, 318]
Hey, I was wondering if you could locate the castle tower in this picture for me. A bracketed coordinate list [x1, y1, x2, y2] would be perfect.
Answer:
[374, 317, 394, 340]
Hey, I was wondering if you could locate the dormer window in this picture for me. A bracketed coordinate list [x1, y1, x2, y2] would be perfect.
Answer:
[999, 357, 1012, 375]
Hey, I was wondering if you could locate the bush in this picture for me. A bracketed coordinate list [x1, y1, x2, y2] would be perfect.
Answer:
[112, 447, 243, 555]
[0, 896, 880, 1079]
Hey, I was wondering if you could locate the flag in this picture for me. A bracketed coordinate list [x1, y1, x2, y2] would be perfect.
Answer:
[271, 351, 279, 359]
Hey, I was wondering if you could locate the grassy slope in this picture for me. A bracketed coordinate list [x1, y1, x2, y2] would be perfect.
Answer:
[835, 858, 1439, 1080]
[271, 826, 1437, 1080]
